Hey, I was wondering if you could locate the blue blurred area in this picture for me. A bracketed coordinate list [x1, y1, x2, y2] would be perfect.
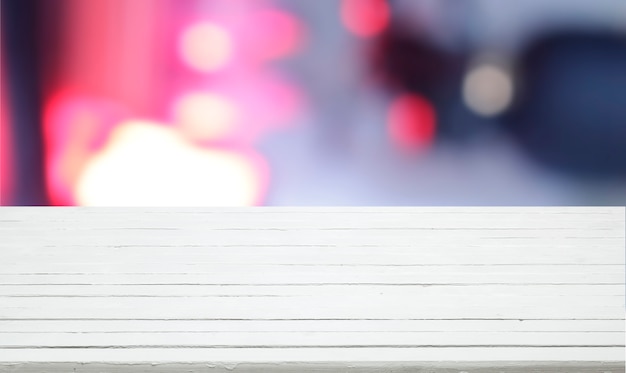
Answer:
[261, 0, 626, 205]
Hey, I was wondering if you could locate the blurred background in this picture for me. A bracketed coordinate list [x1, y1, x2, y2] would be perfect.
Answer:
[1, 0, 625, 206]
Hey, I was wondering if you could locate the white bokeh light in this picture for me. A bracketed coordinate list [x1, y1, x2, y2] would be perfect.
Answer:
[76, 121, 263, 206]
[173, 93, 238, 141]
[179, 22, 232, 73]
[463, 64, 514, 117]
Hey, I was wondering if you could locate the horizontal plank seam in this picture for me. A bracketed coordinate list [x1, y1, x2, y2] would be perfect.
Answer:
[2, 345, 624, 349]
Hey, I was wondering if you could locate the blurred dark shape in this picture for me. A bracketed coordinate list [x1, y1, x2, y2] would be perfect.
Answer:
[1, 0, 49, 205]
[372, 22, 468, 143]
[506, 31, 626, 179]
[373, 23, 460, 98]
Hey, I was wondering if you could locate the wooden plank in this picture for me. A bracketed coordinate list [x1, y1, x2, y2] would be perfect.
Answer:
[0, 207, 623, 368]
[0, 319, 622, 333]
[1, 263, 624, 273]
[0, 347, 624, 362]
[0, 268, 621, 283]
[0, 297, 623, 315]
[2, 230, 622, 248]
[0, 294, 622, 319]
[1, 362, 624, 373]
[0, 284, 622, 297]
[0, 331, 622, 347]
[2, 249, 622, 265]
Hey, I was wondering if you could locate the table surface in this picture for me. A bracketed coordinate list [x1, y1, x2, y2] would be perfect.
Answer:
[0, 207, 624, 372]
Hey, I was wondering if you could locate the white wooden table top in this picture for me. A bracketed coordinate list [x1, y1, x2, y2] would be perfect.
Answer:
[0, 207, 624, 372]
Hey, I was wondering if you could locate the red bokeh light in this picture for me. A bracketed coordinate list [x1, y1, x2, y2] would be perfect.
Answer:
[341, 0, 390, 38]
[244, 9, 304, 61]
[388, 94, 436, 152]
[43, 90, 128, 205]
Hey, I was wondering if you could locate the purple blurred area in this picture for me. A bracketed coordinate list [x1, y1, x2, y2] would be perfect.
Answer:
[2, 0, 626, 206]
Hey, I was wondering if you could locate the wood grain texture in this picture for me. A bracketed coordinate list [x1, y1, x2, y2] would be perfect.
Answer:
[0, 207, 624, 371]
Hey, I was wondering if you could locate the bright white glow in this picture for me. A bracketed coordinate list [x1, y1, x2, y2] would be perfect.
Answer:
[463, 64, 514, 117]
[76, 121, 262, 206]
[174, 93, 238, 141]
[179, 22, 232, 72]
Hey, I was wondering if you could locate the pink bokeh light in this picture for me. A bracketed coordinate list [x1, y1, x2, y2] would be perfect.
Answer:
[388, 94, 436, 153]
[341, 0, 390, 38]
